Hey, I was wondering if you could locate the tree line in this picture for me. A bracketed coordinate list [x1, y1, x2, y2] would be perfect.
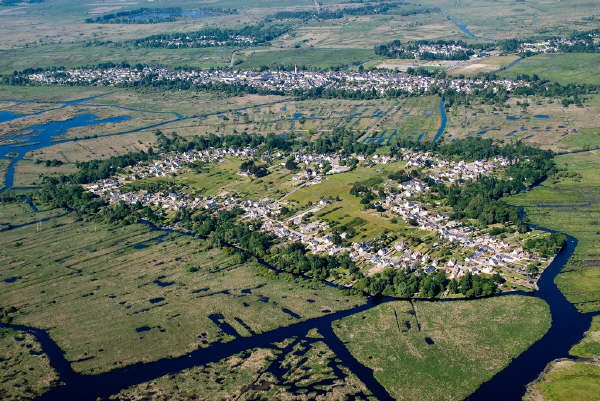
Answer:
[84, 7, 237, 24]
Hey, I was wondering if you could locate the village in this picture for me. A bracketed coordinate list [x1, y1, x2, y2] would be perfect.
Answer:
[380, 41, 480, 60]
[24, 66, 529, 95]
[518, 33, 599, 54]
[134, 34, 256, 48]
[84, 145, 547, 289]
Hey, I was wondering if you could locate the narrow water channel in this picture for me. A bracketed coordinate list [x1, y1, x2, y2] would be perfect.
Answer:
[433, 97, 447, 143]
[0, 215, 591, 401]
[466, 231, 594, 401]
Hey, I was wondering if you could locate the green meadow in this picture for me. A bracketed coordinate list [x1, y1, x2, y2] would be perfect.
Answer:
[334, 296, 551, 401]
[509, 150, 600, 313]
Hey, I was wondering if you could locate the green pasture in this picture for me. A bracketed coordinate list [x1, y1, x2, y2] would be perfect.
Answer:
[333, 296, 551, 401]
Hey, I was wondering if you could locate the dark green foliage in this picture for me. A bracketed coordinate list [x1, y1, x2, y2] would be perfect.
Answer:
[84, 7, 237, 24]
[524, 232, 567, 258]
[70, 149, 157, 184]
[285, 158, 299, 171]
[268, 2, 436, 22]
[35, 159, 64, 167]
[355, 268, 500, 298]
[156, 131, 295, 153]
[37, 184, 106, 215]
[308, 127, 378, 155]
[240, 160, 269, 177]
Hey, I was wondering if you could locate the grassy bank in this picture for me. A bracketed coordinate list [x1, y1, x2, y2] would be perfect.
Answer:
[509, 150, 600, 313]
[113, 333, 377, 401]
[524, 359, 600, 401]
[0, 327, 59, 401]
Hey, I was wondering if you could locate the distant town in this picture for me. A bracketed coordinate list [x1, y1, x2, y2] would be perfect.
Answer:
[24, 66, 529, 96]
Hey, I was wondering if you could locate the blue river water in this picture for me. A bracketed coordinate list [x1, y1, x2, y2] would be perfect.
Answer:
[433, 97, 447, 142]
[0, 113, 131, 191]
[0, 111, 23, 123]
[440, 9, 493, 41]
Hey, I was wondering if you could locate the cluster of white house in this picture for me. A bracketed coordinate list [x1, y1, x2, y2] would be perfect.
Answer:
[136, 34, 256, 48]
[26, 66, 529, 95]
[518, 36, 597, 54]
[388, 43, 478, 59]
[83, 146, 543, 287]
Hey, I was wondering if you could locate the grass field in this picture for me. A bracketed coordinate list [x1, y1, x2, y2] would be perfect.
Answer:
[238, 48, 378, 69]
[287, 165, 414, 242]
[27, 131, 158, 163]
[501, 54, 600, 85]
[418, 0, 600, 41]
[449, 55, 520, 76]
[0, 327, 59, 401]
[570, 315, 600, 359]
[12, 159, 77, 188]
[445, 96, 600, 152]
[113, 333, 376, 401]
[0, 201, 64, 230]
[0, 85, 109, 103]
[0, 204, 364, 375]
[509, 150, 600, 313]
[333, 296, 551, 401]
[524, 360, 600, 401]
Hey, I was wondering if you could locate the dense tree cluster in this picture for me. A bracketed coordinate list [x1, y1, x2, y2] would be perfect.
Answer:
[71, 149, 158, 184]
[37, 184, 106, 216]
[308, 127, 378, 155]
[266, 2, 434, 22]
[84, 7, 237, 24]
[355, 268, 503, 298]
[155, 131, 295, 153]
[524, 232, 567, 258]
[239, 160, 269, 177]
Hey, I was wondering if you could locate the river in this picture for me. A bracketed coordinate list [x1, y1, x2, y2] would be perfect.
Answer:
[0, 208, 595, 401]
[0, 94, 293, 192]
[433, 97, 447, 142]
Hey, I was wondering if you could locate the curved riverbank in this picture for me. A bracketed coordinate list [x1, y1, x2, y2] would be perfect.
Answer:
[0, 219, 585, 401]
[466, 232, 593, 401]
